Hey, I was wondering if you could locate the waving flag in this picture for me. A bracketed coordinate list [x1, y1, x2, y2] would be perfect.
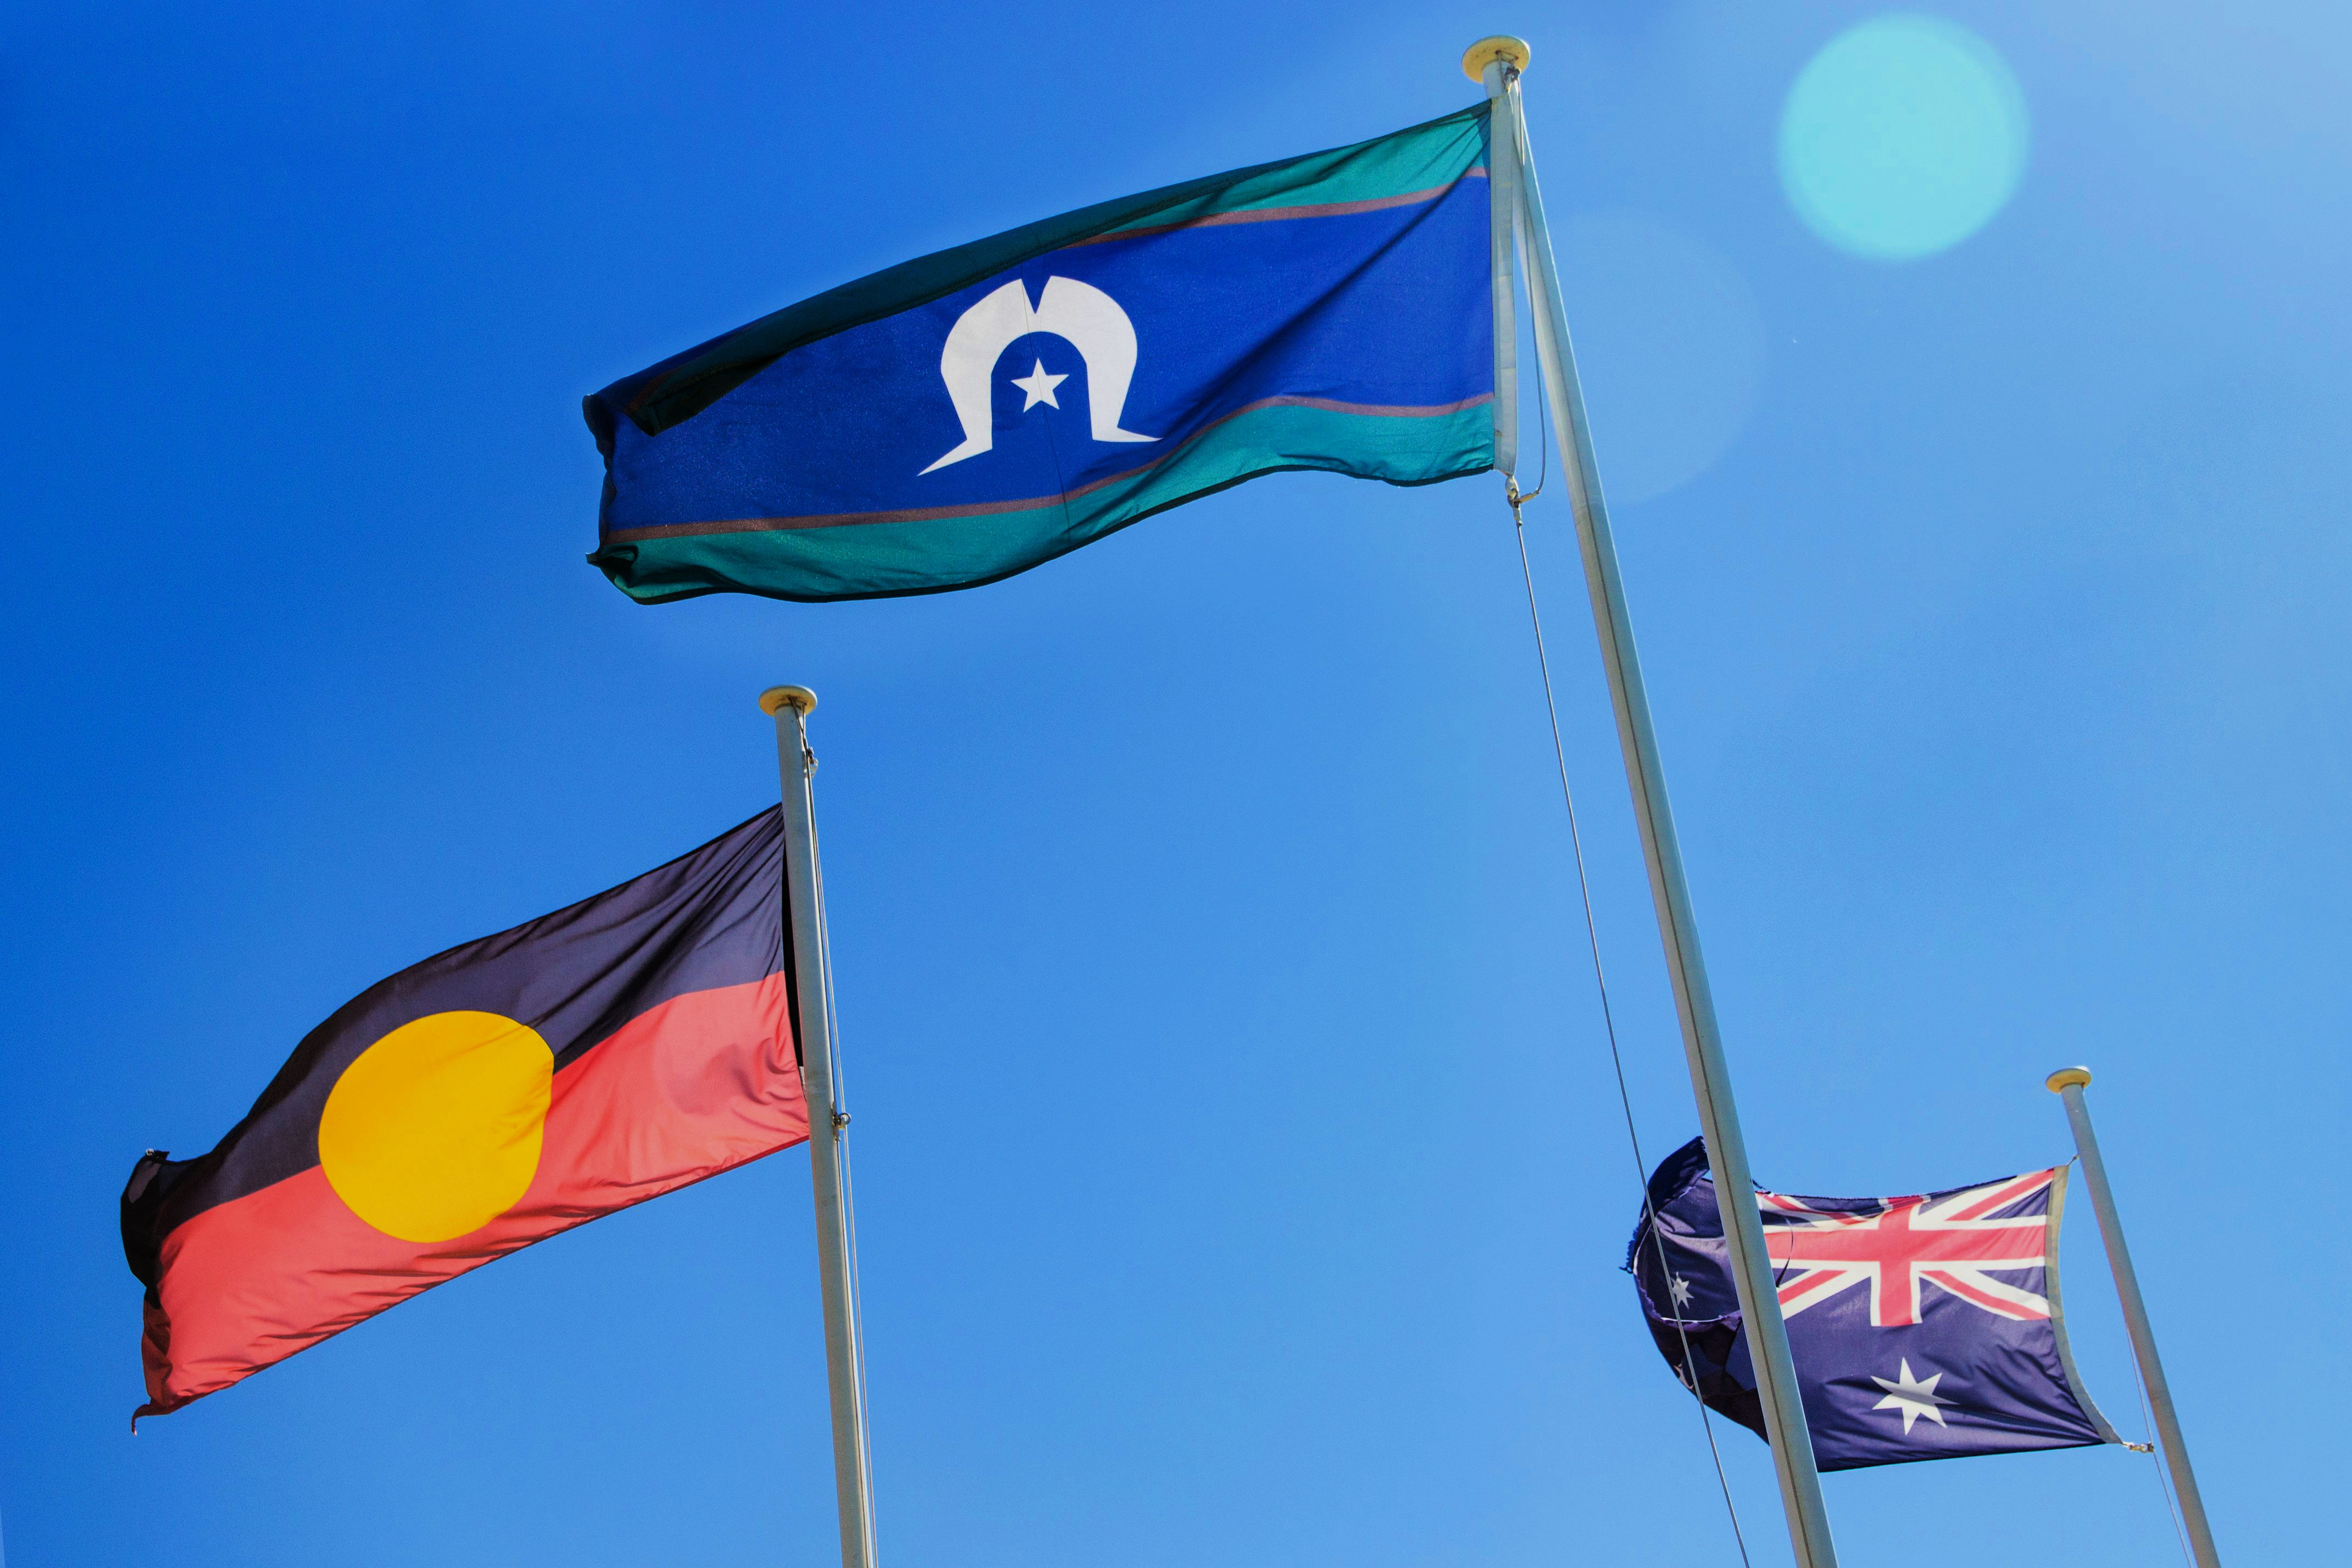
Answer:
[120, 811, 800, 1419]
[584, 104, 1495, 603]
[1628, 1138, 2121, 1469]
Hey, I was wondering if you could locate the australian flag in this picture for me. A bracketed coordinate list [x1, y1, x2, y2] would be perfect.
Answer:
[1629, 1138, 2122, 1469]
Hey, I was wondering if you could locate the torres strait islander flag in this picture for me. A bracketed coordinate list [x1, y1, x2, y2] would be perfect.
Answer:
[120, 811, 800, 1420]
[584, 104, 1497, 603]
[1628, 1138, 2124, 1469]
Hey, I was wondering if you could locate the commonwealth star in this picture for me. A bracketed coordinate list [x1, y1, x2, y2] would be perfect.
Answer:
[1870, 1359, 1953, 1434]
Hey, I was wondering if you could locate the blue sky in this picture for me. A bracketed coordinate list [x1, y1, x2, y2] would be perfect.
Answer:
[4, 2, 2342, 1564]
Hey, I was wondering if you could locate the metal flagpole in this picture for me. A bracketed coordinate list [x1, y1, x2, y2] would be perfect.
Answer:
[1465, 37, 1841, 1568]
[763, 684, 880, 1568]
[2045, 1067, 2221, 1567]
[1478, 46, 1520, 481]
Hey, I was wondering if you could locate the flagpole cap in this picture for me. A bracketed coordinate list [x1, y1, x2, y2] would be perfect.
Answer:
[759, 685, 818, 718]
[2045, 1066, 2093, 1093]
[1463, 36, 1531, 83]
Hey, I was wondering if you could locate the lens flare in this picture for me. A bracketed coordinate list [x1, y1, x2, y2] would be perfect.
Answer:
[1780, 15, 2029, 261]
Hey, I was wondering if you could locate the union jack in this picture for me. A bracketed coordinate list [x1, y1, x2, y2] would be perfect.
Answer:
[1758, 1167, 2060, 1327]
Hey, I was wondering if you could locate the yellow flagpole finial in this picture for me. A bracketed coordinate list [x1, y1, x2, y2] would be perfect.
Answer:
[1463, 35, 1532, 83]
[2045, 1066, 2093, 1093]
[759, 685, 818, 716]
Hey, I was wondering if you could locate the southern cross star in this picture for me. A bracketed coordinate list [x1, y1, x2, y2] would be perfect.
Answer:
[1011, 359, 1067, 410]
[1667, 1275, 1694, 1310]
[1870, 1358, 1952, 1434]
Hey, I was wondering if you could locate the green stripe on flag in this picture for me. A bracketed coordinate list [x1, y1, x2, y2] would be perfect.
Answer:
[589, 398, 1493, 603]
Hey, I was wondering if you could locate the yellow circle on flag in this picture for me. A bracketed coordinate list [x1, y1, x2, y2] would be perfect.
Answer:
[319, 1010, 553, 1243]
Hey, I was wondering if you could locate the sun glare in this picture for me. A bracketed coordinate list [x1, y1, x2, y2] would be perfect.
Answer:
[1780, 15, 2030, 261]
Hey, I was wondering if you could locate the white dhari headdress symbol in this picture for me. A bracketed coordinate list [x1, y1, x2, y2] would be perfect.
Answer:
[920, 275, 1160, 474]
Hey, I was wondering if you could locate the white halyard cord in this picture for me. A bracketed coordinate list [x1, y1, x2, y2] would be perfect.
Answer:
[2119, 1289, 2195, 1568]
[1504, 479, 1753, 1568]
[1498, 320, 1752, 1564]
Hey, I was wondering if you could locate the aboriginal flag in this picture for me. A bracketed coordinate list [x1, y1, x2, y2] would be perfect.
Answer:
[120, 809, 801, 1420]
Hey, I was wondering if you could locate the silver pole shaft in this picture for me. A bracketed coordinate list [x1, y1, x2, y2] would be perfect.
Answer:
[765, 686, 878, 1568]
[1498, 68, 1839, 1568]
[2047, 1069, 2220, 1567]
[1480, 58, 1520, 478]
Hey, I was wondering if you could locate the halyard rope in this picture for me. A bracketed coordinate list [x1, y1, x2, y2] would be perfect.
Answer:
[2119, 1292, 2195, 1568]
[1505, 341, 1752, 1566]
[1508, 489, 1753, 1568]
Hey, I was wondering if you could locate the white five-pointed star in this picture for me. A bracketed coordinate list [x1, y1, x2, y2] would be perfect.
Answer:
[1011, 359, 1067, 410]
[1667, 1275, 1694, 1309]
[1870, 1359, 1952, 1434]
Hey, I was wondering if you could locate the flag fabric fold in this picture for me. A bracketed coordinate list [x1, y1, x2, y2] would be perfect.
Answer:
[1628, 1138, 2121, 1469]
[584, 103, 1497, 604]
[121, 810, 801, 1420]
